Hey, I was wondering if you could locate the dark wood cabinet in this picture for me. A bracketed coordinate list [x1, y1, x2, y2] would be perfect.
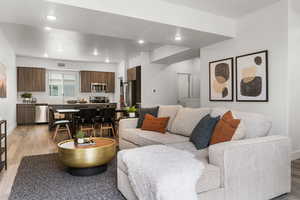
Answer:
[106, 72, 115, 93]
[17, 67, 46, 92]
[127, 67, 137, 81]
[17, 104, 35, 125]
[80, 71, 91, 92]
[80, 71, 115, 93]
[127, 66, 141, 105]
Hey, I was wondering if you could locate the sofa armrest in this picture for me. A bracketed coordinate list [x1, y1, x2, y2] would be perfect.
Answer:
[209, 135, 291, 200]
[119, 118, 139, 130]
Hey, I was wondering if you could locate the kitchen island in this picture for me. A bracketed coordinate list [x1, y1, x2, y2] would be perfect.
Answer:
[48, 103, 117, 131]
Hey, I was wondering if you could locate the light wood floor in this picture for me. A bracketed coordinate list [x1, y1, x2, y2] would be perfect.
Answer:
[0, 125, 299, 200]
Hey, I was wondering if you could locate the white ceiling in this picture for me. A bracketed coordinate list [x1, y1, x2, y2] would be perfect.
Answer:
[161, 0, 280, 18]
[0, 0, 231, 63]
[0, 23, 160, 64]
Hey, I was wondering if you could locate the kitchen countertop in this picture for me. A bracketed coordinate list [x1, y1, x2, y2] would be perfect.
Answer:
[49, 103, 117, 106]
[17, 102, 117, 106]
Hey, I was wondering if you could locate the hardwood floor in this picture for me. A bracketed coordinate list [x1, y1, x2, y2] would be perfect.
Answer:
[0, 125, 299, 200]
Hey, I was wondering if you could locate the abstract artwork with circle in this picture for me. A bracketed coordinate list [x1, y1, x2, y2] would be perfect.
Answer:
[209, 57, 234, 101]
[0, 62, 7, 98]
[236, 50, 268, 102]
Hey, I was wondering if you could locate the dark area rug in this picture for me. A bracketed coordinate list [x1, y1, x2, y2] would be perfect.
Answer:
[9, 154, 125, 200]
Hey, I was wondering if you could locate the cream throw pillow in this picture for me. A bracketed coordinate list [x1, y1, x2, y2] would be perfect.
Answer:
[170, 107, 211, 137]
[231, 113, 246, 140]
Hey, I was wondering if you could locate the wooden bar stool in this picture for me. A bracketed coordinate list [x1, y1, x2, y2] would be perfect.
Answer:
[100, 108, 116, 138]
[53, 120, 72, 141]
[77, 108, 97, 137]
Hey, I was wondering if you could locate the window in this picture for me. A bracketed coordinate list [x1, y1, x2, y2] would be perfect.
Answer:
[49, 71, 76, 97]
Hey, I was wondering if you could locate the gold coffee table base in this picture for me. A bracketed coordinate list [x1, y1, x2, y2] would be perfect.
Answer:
[58, 138, 116, 170]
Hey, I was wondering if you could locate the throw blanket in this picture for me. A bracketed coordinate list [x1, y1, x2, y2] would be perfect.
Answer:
[121, 145, 204, 200]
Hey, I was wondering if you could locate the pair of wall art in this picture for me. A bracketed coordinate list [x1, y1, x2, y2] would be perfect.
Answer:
[0, 62, 7, 98]
[209, 50, 268, 102]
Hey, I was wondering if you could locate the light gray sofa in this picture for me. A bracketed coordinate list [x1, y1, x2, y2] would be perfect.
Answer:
[117, 106, 291, 200]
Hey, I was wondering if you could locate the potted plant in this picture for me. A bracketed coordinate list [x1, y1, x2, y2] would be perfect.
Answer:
[75, 131, 85, 144]
[126, 106, 137, 118]
[21, 93, 32, 103]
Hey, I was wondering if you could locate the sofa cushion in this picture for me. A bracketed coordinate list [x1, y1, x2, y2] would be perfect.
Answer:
[117, 151, 221, 193]
[171, 107, 211, 137]
[121, 128, 189, 146]
[210, 111, 240, 145]
[141, 114, 170, 133]
[190, 114, 220, 150]
[158, 105, 182, 131]
[167, 142, 209, 160]
[210, 107, 272, 138]
[137, 107, 159, 128]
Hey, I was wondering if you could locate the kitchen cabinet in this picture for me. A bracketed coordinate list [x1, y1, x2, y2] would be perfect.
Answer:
[80, 71, 115, 93]
[17, 67, 46, 92]
[106, 72, 115, 93]
[17, 104, 35, 125]
[80, 71, 92, 92]
[127, 67, 137, 81]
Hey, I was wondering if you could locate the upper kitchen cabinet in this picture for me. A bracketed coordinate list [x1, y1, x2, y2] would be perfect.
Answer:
[127, 67, 137, 81]
[80, 71, 115, 93]
[17, 67, 46, 92]
[106, 72, 115, 93]
[80, 71, 92, 92]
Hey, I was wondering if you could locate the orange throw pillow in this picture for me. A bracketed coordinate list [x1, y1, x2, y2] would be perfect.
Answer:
[141, 114, 170, 133]
[210, 111, 240, 145]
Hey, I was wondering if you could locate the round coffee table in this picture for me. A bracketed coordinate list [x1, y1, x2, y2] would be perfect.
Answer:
[57, 137, 116, 176]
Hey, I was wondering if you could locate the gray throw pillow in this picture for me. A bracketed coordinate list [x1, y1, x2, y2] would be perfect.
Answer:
[136, 107, 159, 128]
[190, 114, 220, 150]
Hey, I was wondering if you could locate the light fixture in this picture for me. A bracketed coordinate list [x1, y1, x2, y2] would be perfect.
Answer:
[44, 26, 52, 31]
[46, 15, 57, 21]
[44, 53, 48, 58]
[175, 34, 182, 41]
[138, 39, 145, 44]
[93, 49, 99, 56]
[105, 58, 110, 63]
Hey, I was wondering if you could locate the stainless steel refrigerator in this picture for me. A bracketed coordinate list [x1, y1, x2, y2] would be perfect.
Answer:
[124, 80, 137, 107]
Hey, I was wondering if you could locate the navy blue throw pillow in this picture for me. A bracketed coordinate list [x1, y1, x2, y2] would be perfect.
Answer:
[136, 107, 159, 128]
[190, 114, 220, 150]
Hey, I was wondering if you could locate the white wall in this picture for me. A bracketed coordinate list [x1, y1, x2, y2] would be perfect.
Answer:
[16, 56, 119, 104]
[128, 52, 200, 107]
[288, 0, 300, 159]
[0, 29, 16, 133]
[200, 1, 289, 136]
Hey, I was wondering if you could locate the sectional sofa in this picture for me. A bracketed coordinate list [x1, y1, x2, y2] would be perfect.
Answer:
[117, 105, 291, 200]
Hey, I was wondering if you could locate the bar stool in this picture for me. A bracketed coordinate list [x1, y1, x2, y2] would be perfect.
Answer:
[77, 108, 97, 137]
[100, 108, 116, 138]
[53, 120, 72, 141]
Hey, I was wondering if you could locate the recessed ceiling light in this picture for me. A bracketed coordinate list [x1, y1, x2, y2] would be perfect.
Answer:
[175, 34, 182, 41]
[44, 53, 48, 58]
[93, 49, 99, 56]
[105, 58, 110, 63]
[46, 15, 57, 21]
[138, 40, 145, 44]
[44, 26, 52, 31]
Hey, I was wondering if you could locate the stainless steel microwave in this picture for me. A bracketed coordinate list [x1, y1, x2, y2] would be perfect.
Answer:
[91, 83, 107, 93]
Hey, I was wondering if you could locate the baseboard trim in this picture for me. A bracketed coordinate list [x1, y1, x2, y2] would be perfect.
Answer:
[291, 150, 300, 160]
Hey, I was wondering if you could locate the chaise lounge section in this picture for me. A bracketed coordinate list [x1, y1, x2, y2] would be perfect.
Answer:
[117, 106, 291, 200]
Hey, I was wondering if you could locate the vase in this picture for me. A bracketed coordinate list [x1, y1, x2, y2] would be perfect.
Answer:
[77, 138, 84, 144]
[129, 112, 135, 118]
